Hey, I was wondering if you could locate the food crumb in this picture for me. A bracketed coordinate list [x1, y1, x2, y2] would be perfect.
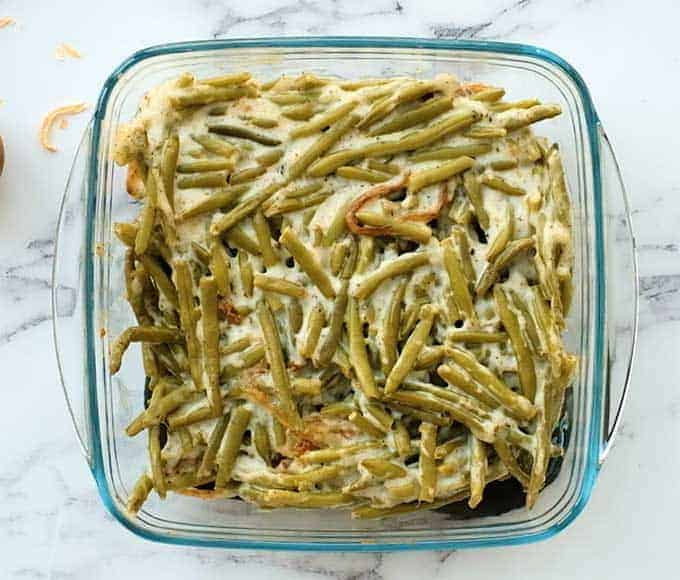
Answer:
[39, 102, 88, 152]
[55, 42, 83, 60]
[95, 243, 105, 256]
[99, 327, 107, 338]
[0, 17, 16, 28]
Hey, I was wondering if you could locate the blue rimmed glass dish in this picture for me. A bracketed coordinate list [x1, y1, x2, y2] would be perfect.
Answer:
[51, 37, 638, 551]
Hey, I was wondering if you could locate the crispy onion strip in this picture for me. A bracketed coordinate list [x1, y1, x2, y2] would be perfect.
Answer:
[39, 102, 87, 152]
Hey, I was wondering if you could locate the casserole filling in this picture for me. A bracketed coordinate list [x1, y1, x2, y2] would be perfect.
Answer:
[111, 72, 576, 519]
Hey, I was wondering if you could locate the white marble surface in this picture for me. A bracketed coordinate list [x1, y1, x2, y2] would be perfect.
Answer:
[1, 0, 679, 577]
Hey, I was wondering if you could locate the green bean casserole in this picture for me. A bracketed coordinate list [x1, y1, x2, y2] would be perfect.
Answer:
[111, 71, 577, 519]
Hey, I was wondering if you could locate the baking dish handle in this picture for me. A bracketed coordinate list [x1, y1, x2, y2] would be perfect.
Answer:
[51, 121, 95, 467]
[598, 125, 639, 465]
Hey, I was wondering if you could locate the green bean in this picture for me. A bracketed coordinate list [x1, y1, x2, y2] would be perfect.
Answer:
[176, 171, 229, 189]
[470, 87, 505, 102]
[442, 238, 477, 323]
[418, 422, 438, 502]
[280, 227, 335, 298]
[201, 72, 252, 87]
[220, 336, 251, 356]
[288, 113, 360, 179]
[245, 464, 344, 491]
[215, 406, 252, 488]
[147, 425, 167, 499]
[176, 184, 247, 222]
[253, 422, 272, 465]
[547, 353, 577, 429]
[468, 435, 487, 508]
[230, 165, 267, 186]
[480, 173, 526, 196]
[248, 116, 278, 129]
[494, 286, 537, 401]
[493, 428, 530, 488]
[114, 222, 138, 247]
[389, 389, 492, 442]
[489, 98, 540, 112]
[359, 81, 437, 129]
[336, 166, 391, 183]
[256, 148, 284, 167]
[171, 85, 257, 108]
[441, 348, 536, 420]
[190, 241, 210, 266]
[300, 302, 325, 358]
[307, 108, 480, 177]
[462, 171, 489, 231]
[411, 143, 492, 163]
[167, 402, 216, 430]
[267, 92, 315, 106]
[329, 242, 347, 276]
[252, 210, 278, 267]
[370, 95, 453, 136]
[366, 160, 400, 175]
[434, 434, 467, 460]
[315, 281, 349, 366]
[355, 237, 375, 275]
[297, 441, 382, 464]
[339, 237, 358, 280]
[208, 123, 281, 146]
[392, 420, 411, 459]
[174, 259, 203, 388]
[272, 417, 287, 449]
[127, 474, 153, 514]
[177, 159, 235, 173]
[191, 133, 238, 157]
[224, 225, 261, 255]
[134, 171, 157, 255]
[138, 255, 178, 308]
[125, 381, 166, 437]
[256, 300, 300, 427]
[109, 326, 181, 374]
[356, 211, 432, 244]
[199, 277, 223, 414]
[282, 102, 317, 121]
[354, 252, 429, 299]
[500, 104, 561, 130]
[322, 198, 353, 246]
[464, 125, 507, 139]
[146, 385, 197, 424]
[280, 182, 324, 199]
[448, 330, 508, 343]
[237, 252, 253, 297]
[320, 401, 354, 418]
[486, 205, 514, 262]
[253, 274, 306, 298]
[508, 289, 542, 354]
[489, 159, 519, 171]
[210, 238, 231, 296]
[408, 156, 475, 194]
[290, 100, 358, 138]
[161, 135, 179, 210]
[384, 304, 437, 395]
[240, 486, 354, 509]
[220, 343, 267, 380]
[291, 377, 321, 397]
[380, 277, 407, 373]
[264, 189, 331, 217]
[475, 238, 535, 296]
[347, 297, 380, 399]
[210, 181, 283, 236]
[348, 411, 385, 438]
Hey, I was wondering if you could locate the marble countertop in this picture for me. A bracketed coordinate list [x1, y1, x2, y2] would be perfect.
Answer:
[1, 0, 678, 578]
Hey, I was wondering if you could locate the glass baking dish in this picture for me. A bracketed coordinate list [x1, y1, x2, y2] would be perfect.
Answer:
[51, 37, 638, 551]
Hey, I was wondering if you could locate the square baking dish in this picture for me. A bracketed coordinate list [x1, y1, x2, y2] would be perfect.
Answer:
[52, 37, 638, 551]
